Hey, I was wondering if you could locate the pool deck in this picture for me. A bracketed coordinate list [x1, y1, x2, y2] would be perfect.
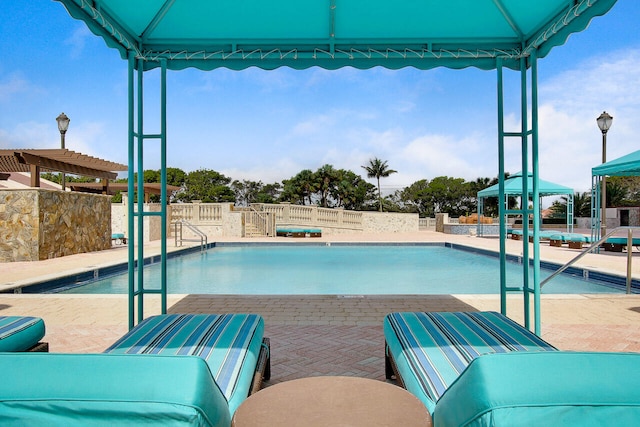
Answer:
[2, 230, 640, 386]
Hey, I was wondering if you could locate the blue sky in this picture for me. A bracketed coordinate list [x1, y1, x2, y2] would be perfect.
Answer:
[1, 1, 639, 197]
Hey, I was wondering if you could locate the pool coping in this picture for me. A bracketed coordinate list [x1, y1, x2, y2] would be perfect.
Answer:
[7, 241, 639, 294]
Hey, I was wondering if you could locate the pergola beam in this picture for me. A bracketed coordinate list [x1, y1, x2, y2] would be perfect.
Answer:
[16, 152, 118, 180]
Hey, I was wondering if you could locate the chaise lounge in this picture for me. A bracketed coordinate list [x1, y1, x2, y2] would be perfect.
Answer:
[276, 227, 322, 237]
[0, 313, 270, 426]
[384, 311, 640, 425]
[0, 316, 48, 352]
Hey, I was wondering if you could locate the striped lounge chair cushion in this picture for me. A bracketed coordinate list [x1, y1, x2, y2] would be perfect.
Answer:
[384, 311, 557, 413]
[104, 313, 264, 415]
[0, 316, 45, 352]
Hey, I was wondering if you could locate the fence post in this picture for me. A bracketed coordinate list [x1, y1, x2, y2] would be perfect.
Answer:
[192, 200, 201, 224]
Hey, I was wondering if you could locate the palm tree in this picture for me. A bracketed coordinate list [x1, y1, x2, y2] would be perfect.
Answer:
[362, 157, 397, 212]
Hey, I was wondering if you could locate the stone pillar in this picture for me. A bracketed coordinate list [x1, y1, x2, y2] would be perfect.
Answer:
[435, 213, 449, 233]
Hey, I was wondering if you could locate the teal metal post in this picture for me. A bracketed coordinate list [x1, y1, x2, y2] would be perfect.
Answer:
[127, 52, 136, 330]
[497, 59, 507, 314]
[160, 58, 168, 314]
[530, 51, 541, 335]
[520, 57, 530, 330]
[136, 57, 145, 324]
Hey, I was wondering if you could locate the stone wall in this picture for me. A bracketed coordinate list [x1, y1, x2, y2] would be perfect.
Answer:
[361, 212, 418, 233]
[0, 189, 111, 262]
[112, 199, 165, 243]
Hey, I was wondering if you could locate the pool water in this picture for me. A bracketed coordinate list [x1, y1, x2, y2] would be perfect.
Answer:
[59, 245, 624, 295]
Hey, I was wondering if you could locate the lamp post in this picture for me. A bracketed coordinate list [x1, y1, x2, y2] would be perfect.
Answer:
[596, 111, 613, 238]
[56, 112, 70, 190]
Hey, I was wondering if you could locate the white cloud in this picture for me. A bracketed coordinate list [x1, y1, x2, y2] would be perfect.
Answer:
[536, 47, 640, 192]
[65, 25, 93, 59]
[0, 72, 34, 102]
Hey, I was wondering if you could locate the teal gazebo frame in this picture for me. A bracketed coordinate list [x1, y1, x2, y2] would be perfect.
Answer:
[55, 0, 618, 334]
[591, 149, 640, 243]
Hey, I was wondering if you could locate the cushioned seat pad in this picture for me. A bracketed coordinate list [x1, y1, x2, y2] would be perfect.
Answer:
[384, 311, 556, 413]
[0, 316, 45, 351]
[434, 352, 640, 426]
[104, 313, 264, 415]
[0, 353, 230, 426]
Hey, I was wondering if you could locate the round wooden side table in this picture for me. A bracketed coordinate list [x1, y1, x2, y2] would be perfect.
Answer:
[232, 376, 432, 426]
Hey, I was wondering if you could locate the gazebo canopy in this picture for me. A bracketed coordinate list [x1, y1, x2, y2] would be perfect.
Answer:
[592, 150, 640, 177]
[57, 0, 617, 72]
[53, 0, 619, 332]
[478, 172, 573, 198]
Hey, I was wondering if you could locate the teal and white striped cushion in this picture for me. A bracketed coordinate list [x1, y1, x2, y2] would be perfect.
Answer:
[104, 313, 264, 414]
[0, 316, 45, 352]
[384, 311, 556, 413]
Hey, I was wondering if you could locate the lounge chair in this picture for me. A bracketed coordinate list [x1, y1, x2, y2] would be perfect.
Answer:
[111, 233, 127, 245]
[548, 232, 591, 249]
[104, 313, 270, 416]
[434, 352, 640, 425]
[603, 237, 640, 252]
[276, 228, 322, 237]
[384, 311, 557, 414]
[0, 353, 231, 426]
[0, 316, 48, 352]
[385, 312, 640, 425]
[0, 313, 270, 426]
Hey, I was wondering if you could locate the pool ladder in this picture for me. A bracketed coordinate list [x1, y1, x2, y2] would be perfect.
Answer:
[173, 220, 207, 252]
[541, 226, 640, 293]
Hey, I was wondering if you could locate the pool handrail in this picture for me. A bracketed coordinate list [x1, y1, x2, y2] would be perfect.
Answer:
[540, 226, 640, 293]
[173, 219, 207, 252]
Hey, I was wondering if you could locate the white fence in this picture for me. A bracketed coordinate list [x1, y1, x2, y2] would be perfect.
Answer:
[114, 201, 419, 239]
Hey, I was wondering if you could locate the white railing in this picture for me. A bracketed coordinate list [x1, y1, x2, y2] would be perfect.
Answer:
[170, 202, 224, 225]
[253, 203, 364, 230]
[419, 218, 437, 229]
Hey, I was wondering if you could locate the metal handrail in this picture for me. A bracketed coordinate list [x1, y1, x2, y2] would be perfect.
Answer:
[173, 219, 207, 252]
[540, 226, 640, 293]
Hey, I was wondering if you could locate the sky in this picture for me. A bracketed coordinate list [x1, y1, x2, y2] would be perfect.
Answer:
[1, 1, 639, 199]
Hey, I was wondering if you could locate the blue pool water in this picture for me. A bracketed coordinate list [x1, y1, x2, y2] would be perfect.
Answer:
[58, 244, 625, 295]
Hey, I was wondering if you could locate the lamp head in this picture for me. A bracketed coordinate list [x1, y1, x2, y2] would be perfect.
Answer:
[596, 111, 613, 134]
[56, 112, 70, 134]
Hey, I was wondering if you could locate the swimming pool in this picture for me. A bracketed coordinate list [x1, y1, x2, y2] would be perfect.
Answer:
[56, 244, 628, 295]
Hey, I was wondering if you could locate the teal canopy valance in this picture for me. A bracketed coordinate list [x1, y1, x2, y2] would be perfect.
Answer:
[56, 0, 617, 71]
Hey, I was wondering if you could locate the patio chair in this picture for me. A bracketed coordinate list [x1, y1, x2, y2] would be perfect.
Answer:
[104, 313, 270, 416]
[0, 316, 48, 352]
[433, 351, 640, 426]
[383, 311, 557, 414]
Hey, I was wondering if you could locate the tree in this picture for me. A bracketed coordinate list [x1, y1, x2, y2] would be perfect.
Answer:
[362, 157, 397, 212]
[398, 179, 431, 216]
[314, 164, 339, 208]
[280, 169, 316, 205]
[255, 182, 282, 204]
[332, 169, 376, 210]
[181, 169, 235, 202]
[424, 176, 474, 216]
[231, 180, 282, 206]
[606, 179, 629, 207]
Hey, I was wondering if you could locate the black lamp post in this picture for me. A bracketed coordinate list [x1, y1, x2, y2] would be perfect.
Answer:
[56, 112, 70, 190]
[596, 111, 613, 237]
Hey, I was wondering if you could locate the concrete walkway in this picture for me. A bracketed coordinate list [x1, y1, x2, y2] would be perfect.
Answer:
[1, 230, 640, 386]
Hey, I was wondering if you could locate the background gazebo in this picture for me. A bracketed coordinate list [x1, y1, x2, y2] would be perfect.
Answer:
[591, 149, 640, 242]
[477, 172, 574, 237]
